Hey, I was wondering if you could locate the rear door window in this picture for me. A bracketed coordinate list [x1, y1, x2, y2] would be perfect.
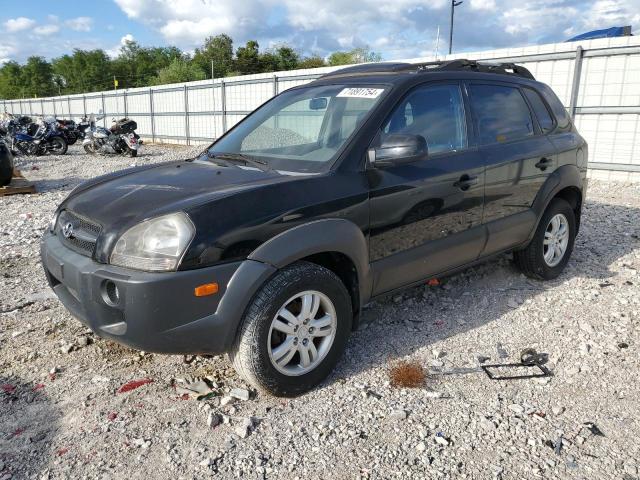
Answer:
[523, 88, 555, 133]
[469, 84, 534, 145]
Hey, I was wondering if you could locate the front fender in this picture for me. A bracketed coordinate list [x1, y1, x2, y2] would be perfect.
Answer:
[248, 218, 373, 304]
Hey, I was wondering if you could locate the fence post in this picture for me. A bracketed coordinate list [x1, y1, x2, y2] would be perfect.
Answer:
[569, 46, 584, 119]
[220, 79, 227, 133]
[184, 84, 190, 145]
[273, 74, 279, 130]
[40, 98, 44, 116]
[82, 95, 87, 118]
[123, 90, 128, 117]
[67, 96, 72, 119]
[149, 88, 156, 143]
[211, 78, 217, 140]
[101, 93, 107, 127]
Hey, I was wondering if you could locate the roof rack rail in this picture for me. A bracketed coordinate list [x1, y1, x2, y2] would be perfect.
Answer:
[319, 62, 414, 78]
[415, 59, 535, 80]
[319, 59, 535, 80]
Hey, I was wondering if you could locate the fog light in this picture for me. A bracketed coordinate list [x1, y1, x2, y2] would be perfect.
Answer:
[103, 280, 120, 306]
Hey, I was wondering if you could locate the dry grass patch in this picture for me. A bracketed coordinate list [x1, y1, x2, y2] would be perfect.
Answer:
[389, 360, 426, 388]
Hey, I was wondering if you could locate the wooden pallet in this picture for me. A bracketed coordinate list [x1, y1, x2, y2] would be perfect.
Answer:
[0, 170, 36, 196]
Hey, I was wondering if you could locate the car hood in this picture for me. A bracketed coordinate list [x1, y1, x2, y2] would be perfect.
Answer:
[64, 160, 300, 230]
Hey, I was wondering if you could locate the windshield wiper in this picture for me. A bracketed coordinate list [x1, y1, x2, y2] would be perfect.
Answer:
[208, 151, 271, 171]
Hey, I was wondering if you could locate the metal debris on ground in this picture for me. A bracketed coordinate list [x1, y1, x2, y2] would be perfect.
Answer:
[430, 348, 552, 381]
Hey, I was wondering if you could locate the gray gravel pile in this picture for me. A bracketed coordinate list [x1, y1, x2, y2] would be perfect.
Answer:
[1, 146, 639, 479]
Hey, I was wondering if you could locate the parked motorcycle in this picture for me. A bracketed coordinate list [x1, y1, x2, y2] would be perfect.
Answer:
[83, 115, 141, 157]
[6, 117, 68, 156]
[55, 119, 79, 145]
[75, 116, 92, 140]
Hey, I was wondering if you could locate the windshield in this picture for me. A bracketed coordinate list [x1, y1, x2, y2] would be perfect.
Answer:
[208, 84, 387, 173]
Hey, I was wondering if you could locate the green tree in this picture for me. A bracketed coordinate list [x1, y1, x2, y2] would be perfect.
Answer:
[272, 45, 299, 71]
[52, 49, 113, 94]
[20, 56, 56, 97]
[151, 58, 206, 85]
[111, 40, 184, 88]
[328, 47, 382, 66]
[298, 56, 326, 69]
[235, 40, 261, 75]
[327, 51, 353, 66]
[193, 34, 234, 78]
[0, 61, 24, 99]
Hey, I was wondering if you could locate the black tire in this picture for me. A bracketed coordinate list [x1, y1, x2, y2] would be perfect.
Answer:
[229, 261, 353, 396]
[49, 136, 67, 155]
[83, 143, 96, 154]
[514, 198, 576, 280]
[0, 145, 13, 187]
[127, 148, 137, 158]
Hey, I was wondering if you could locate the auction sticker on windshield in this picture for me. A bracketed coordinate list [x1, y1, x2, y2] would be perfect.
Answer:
[337, 88, 384, 99]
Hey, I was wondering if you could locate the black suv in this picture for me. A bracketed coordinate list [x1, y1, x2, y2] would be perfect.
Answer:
[41, 60, 588, 396]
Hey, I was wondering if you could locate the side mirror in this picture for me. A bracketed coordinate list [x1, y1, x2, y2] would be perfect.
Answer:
[368, 134, 428, 168]
[309, 97, 328, 110]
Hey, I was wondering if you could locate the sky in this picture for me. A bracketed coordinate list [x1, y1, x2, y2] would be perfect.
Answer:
[0, 0, 638, 64]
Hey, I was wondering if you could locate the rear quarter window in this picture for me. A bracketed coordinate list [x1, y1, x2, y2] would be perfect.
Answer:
[523, 88, 555, 133]
[538, 84, 572, 132]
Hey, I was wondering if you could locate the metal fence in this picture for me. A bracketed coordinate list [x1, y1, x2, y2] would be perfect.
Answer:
[3, 36, 640, 174]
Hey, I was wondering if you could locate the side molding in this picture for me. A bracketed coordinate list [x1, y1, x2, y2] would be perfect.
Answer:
[248, 219, 373, 305]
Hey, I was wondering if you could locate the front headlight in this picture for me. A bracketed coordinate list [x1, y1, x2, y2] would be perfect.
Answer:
[110, 212, 195, 272]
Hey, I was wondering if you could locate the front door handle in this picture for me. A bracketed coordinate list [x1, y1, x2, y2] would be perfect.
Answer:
[535, 157, 553, 170]
[453, 174, 478, 191]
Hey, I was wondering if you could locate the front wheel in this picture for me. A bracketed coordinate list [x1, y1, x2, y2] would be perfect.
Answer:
[127, 148, 137, 158]
[229, 262, 353, 396]
[514, 198, 576, 280]
[48, 136, 67, 155]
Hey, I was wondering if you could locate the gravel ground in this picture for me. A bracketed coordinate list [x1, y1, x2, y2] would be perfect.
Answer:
[1, 145, 639, 480]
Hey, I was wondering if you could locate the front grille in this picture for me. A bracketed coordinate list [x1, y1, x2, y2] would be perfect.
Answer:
[55, 210, 102, 257]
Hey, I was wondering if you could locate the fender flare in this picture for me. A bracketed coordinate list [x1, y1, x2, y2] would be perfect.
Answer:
[528, 164, 585, 242]
[248, 218, 373, 306]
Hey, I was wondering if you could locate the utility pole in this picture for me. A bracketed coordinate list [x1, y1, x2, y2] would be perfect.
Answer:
[449, 0, 463, 55]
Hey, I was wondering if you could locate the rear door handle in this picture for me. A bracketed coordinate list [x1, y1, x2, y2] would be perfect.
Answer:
[453, 174, 478, 191]
[535, 157, 553, 170]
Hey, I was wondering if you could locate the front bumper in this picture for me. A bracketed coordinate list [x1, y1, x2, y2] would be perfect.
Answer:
[40, 232, 275, 354]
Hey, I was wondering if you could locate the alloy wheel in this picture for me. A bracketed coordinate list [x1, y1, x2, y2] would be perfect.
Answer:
[267, 290, 337, 376]
[543, 213, 569, 267]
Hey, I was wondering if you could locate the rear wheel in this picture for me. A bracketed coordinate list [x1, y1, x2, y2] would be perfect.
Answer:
[229, 262, 352, 396]
[49, 136, 67, 155]
[514, 198, 576, 280]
